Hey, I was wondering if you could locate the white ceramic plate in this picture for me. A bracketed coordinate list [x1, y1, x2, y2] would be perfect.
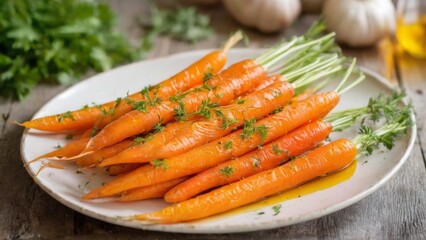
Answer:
[21, 49, 416, 234]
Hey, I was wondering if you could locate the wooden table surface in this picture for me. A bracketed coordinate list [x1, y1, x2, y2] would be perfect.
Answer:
[1, 1, 425, 239]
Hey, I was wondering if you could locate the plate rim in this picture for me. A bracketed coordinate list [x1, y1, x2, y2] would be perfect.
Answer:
[20, 49, 417, 234]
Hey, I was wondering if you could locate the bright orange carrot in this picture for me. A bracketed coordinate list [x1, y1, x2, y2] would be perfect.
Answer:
[99, 118, 200, 167]
[82, 91, 340, 200]
[82, 60, 266, 153]
[21, 50, 229, 132]
[75, 140, 133, 167]
[98, 78, 293, 167]
[135, 139, 357, 223]
[164, 121, 332, 203]
[119, 177, 188, 202]
[106, 164, 144, 176]
[25, 138, 90, 166]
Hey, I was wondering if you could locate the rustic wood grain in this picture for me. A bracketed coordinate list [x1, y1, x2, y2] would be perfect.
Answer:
[1, 1, 425, 239]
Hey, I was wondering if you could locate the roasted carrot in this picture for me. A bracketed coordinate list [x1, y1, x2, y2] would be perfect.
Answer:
[164, 87, 401, 202]
[82, 91, 341, 200]
[25, 138, 90, 166]
[135, 139, 357, 223]
[98, 53, 345, 167]
[106, 164, 144, 176]
[98, 78, 294, 166]
[82, 60, 267, 154]
[75, 140, 133, 167]
[19, 32, 245, 132]
[135, 104, 413, 223]
[119, 177, 188, 202]
[164, 121, 332, 202]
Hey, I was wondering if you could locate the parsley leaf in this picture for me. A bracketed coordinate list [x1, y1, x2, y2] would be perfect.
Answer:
[152, 159, 168, 170]
[0, 0, 145, 100]
[219, 166, 234, 177]
[143, 6, 213, 43]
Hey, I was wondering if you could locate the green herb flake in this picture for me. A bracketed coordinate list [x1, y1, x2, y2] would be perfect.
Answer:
[152, 159, 169, 170]
[236, 99, 245, 104]
[132, 100, 148, 112]
[90, 127, 99, 138]
[257, 211, 265, 215]
[224, 140, 233, 150]
[272, 144, 285, 155]
[153, 122, 164, 133]
[57, 111, 75, 122]
[203, 70, 214, 82]
[219, 166, 234, 177]
[215, 92, 223, 99]
[272, 108, 283, 114]
[54, 143, 62, 149]
[272, 204, 281, 216]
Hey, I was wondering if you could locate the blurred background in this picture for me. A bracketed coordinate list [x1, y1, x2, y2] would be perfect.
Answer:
[0, 0, 424, 100]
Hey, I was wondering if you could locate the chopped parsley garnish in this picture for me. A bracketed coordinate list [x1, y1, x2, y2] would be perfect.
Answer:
[272, 204, 281, 216]
[272, 144, 285, 155]
[214, 110, 238, 129]
[65, 134, 73, 140]
[54, 143, 62, 149]
[224, 140, 233, 150]
[132, 100, 148, 112]
[152, 159, 168, 170]
[57, 111, 75, 122]
[236, 99, 245, 104]
[90, 127, 99, 138]
[203, 69, 214, 82]
[241, 118, 268, 141]
[219, 166, 234, 177]
[153, 122, 164, 133]
[215, 92, 223, 99]
[272, 108, 283, 114]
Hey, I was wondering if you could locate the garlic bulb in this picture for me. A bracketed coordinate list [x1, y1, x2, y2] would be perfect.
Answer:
[223, 0, 302, 33]
[323, 0, 396, 47]
[301, 0, 323, 13]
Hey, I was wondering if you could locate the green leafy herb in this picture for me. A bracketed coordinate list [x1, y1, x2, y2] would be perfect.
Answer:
[241, 118, 268, 140]
[0, 0, 144, 99]
[54, 143, 62, 149]
[203, 69, 214, 82]
[236, 99, 245, 105]
[257, 211, 265, 215]
[272, 108, 283, 114]
[256, 125, 268, 142]
[57, 111, 75, 122]
[143, 6, 213, 43]
[272, 204, 281, 216]
[272, 144, 285, 155]
[153, 122, 164, 133]
[224, 140, 233, 150]
[132, 100, 148, 112]
[219, 166, 234, 177]
[152, 159, 168, 170]
[194, 99, 218, 119]
[90, 127, 99, 138]
[65, 134, 73, 140]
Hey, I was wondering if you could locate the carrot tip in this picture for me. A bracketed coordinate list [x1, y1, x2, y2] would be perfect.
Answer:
[13, 120, 24, 127]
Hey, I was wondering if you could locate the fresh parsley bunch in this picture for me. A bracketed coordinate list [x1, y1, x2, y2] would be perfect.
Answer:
[143, 6, 213, 44]
[0, 0, 142, 100]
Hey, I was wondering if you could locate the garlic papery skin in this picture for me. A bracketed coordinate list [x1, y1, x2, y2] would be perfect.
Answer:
[223, 0, 302, 33]
[323, 0, 396, 47]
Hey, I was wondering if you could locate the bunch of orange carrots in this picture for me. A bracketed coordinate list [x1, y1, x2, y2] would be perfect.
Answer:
[21, 22, 412, 223]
